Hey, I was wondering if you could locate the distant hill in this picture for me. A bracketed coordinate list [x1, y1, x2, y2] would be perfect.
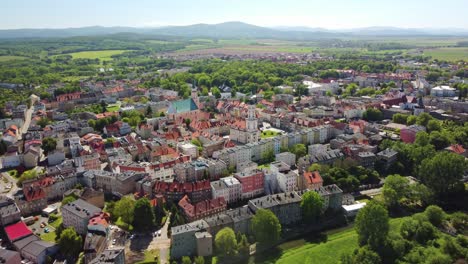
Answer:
[0, 22, 467, 40]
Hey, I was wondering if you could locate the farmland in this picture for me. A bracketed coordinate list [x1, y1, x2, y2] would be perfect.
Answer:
[66, 49, 130, 61]
[421, 47, 468, 61]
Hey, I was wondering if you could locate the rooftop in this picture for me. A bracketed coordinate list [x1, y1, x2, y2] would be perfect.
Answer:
[62, 199, 101, 219]
[4, 221, 33, 242]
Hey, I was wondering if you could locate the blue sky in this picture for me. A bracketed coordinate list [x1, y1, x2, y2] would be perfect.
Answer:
[1, 0, 467, 29]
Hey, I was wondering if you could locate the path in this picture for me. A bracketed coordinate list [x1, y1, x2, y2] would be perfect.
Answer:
[148, 214, 171, 264]
[1, 172, 19, 198]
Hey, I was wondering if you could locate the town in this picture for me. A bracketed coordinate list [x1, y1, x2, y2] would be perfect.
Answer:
[0, 4, 467, 264]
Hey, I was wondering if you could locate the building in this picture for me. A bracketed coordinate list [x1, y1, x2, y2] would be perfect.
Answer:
[0, 196, 21, 226]
[178, 196, 227, 222]
[230, 105, 260, 144]
[178, 142, 198, 159]
[275, 152, 296, 167]
[23, 147, 40, 168]
[154, 180, 212, 203]
[211, 176, 242, 204]
[89, 248, 125, 264]
[234, 169, 265, 200]
[20, 240, 58, 264]
[315, 185, 343, 211]
[377, 148, 398, 170]
[302, 171, 323, 191]
[195, 232, 213, 257]
[224, 206, 254, 235]
[400, 125, 426, 143]
[343, 202, 367, 217]
[62, 199, 102, 235]
[4, 221, 33, 242]
[248, 191, 303, 226]
[0, 249, 21, 264]
[171, 220, 209, 259]
[430, 86, 456, 97]
[356, 152, 377, 168]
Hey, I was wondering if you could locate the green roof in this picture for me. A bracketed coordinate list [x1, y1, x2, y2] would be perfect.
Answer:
[167, 98, 198, 114]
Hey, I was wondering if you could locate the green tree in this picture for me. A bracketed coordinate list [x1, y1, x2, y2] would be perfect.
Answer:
[429, 131, 452, 150]
[300, 191, 324, 222]
[353, 246, 381, 264]
[355, 201, 389, 250]
[418, 152, 466, 195]
[426, 119, 441, 132]
[415, 131, 430, 146]
[416, 113, 433, 127]
[41, 137, 57, 155]
[115, 197, 135, 228]
[251, 209, 281, 246]
[17, 169, 38, 187]
[181, 256, 191, 264]
[133, 198, 155, 231]
[215, 227, 237, 257]
[382, 174, 410, 208]
[407, 115, 417, 125]
[62, 195, 77, 206]
[100, 100, 107, 113]
[212, 87, 221, 99]
[290, 144, 307, 160]
[237, 233, 250, 256]
[58, 227, 82, 260]
[194, 256, 205, 264]
[37, 117, 51, 128]
[146, 105, 153, 117]
[425, 205, 445, 227]
[363, 108, 383, 122]
[392, 113, 409, 124]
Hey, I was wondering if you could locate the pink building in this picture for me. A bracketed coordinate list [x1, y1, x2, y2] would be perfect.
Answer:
[400, 125, 426, 143]
[234, 169, 265, 200]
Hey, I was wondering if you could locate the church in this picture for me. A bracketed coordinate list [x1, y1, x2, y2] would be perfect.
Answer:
[229, 104, 260, 144]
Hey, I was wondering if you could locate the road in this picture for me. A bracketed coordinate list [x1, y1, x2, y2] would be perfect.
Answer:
[148, 214, 171, 264]
[17, 96, 35, 140]
[1, 172, 19, 198]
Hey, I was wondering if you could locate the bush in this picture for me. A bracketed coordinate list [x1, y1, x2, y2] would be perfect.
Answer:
[425, 205, 445, 227]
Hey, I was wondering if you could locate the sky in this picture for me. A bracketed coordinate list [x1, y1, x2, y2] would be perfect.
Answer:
[1, 0, 468, 30]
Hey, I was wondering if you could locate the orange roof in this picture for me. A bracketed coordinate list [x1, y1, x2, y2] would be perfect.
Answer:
[304, 171, 323, 185]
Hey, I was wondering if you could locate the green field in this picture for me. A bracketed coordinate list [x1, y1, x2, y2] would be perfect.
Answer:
[261, 130, 281, 139]
[0, 55, 27, 62]
[422, 47, 468, 61]
[251, 217, 406, 264]
[67, 50, 130, 61]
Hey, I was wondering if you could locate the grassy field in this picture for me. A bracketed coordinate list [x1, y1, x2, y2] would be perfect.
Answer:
[67, 50, 130, 61]
[261, 130, 281, 139]
[422, 47, 468, 61]
[40, 231, 56, 242]
[251, 217, 406, 264]
[135, 249, 159, 264]
[0, 55, 27, 62]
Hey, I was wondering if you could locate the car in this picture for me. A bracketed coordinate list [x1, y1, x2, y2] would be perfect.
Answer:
[44, 228, 49, 233]
[112, 239, 116, 245]
[40, 224, 45, 228]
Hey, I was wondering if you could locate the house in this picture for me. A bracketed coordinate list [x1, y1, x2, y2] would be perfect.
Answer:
[211, 176, 242, 204]
[248, 191, 303, 226]
[195, 232, 213, 257]
[47, 150, 65, 166]
[430, 86, 456, 97]
[104, 121, 131, 137]
[20, 240, 58, 264]
[171, 220, 209, 259]
[178, 142, 198, 159]
[315, 184, 343, 211]
[23, 146, 40, 168]
[89, 248, 125, 264]
[0, 248, 21, 264]
[400, 125, 426, 143]
[234, 169, 265, 200]
[84, 233, 107, 263]
[377, 148, 398, 170]
[275, 152, 296, 167]
[0, 196, 21, 226]
[178, 196, 227, 222]
[444, 144, 468, 157]
[302, 171, 323, 191]
[62, 199, 102, 235]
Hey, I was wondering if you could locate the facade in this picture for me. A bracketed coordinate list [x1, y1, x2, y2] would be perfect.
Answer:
[234, 169, 265, 200]
[195, 232, 213, 257]
[302, 171, 323, 191]
[230, 105, 260, 144]
[315, 184, 343, 211]
[178, 196, 227, 222]
[0, 196, 21, 226]
[275, 152, 296, 167]
[0, 249, 21, 264]
[248, 191, 303, 226]
[62, 199, 102, 235]
[400, 125, 426, 143]
[171, 220, 209, 259]
[377, 148, 398, 170]
[210, 176, 242, 204]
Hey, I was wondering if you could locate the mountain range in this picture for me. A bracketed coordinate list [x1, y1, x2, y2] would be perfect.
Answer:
[1, 21, 467, 40]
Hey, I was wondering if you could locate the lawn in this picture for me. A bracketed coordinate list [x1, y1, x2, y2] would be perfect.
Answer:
[256, 217, 406, 264]
[66, 50, 130, 61]
[422, 47, 468, 61]
[136, 249, 160, 264]
[261, 130, 280, 139]
[50, 217, 62, 229]
[106, 102, 121, 112]
[0, 55, 27, 62]
[40, 231, 56, 242]
[8, 170, 18, 178]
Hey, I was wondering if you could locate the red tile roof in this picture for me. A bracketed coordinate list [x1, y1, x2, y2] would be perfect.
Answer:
[4, 221, 33, 242]
[304, 171, 323, 185]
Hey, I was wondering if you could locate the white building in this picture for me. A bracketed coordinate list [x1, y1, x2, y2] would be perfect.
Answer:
[178, 142, 198, 159]
[61, 199, 101, 235]
[430, 86, 456, 97]
[277, 171, 298, 193]
[211, 176, 242, 204]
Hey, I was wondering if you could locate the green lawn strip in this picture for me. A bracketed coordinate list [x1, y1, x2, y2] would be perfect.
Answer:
[50, 217, 62, 229]
[136, 249, 160, 264]
[40, 231, 56, 242]
[274, 217, 406, 264]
